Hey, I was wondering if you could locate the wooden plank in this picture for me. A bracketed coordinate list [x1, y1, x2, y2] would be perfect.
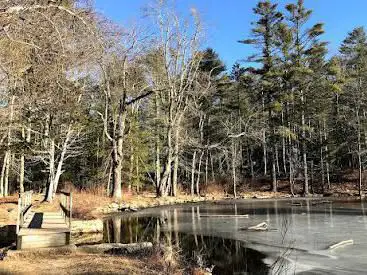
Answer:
[18, 228, 70, 236]
[20, 233, 68, 249]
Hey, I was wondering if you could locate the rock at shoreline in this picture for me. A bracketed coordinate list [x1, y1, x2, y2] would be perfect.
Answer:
[71, 220, 103, 234]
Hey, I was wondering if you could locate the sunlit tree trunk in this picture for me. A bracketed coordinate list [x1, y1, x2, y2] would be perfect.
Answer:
[301, 91, 309, 196]
[196, 150, 204, 196]
[191, 151, 197, 196]
[171, 126, 180, 196]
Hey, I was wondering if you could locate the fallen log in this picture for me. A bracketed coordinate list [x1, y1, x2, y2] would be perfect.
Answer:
[78, 242, 153, 255]
[199, 214, 249, 218]
[119, 206, 139, 212]
[311, 200, 332, 206]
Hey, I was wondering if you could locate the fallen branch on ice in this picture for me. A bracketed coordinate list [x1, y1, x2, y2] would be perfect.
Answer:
[241, 222, 269, 231]
[328, 240, 353, 250]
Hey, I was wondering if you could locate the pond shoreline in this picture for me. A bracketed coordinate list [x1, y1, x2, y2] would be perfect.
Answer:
[71, 191, 297, 235]
[1, 192, 365, 274]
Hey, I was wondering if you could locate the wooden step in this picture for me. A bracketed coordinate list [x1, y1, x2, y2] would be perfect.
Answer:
[17, 232, 70, 249]
[17, 211, 71, 250]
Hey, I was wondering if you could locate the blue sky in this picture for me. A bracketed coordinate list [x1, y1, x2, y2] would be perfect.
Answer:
[94, 0, 367, 69]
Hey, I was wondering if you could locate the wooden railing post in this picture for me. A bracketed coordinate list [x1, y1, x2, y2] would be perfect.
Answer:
[59, 191, 72, 229]
[69, 192, 72, 230]
[16, 190, 33, 235]
[16, 196, 21, 234]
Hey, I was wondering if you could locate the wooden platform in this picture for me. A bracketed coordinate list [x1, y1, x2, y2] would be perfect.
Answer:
[17, 211, 71, 249]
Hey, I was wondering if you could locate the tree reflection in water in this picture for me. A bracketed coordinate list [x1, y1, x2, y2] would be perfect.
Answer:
[104, 210, 269, 275]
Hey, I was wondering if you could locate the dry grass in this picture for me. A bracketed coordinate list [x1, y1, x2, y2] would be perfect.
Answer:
[0, 195, 18, 204]
[72, 190, 114, 220]
[0, 246, 184, 275]
[0, 195, 19, 226]
[65, 186, 226, 221]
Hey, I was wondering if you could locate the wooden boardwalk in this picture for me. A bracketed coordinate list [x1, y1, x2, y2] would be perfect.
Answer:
[16, 191, 72, 250]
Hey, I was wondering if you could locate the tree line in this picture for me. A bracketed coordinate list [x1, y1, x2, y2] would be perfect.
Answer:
[0, 0, 366, 200]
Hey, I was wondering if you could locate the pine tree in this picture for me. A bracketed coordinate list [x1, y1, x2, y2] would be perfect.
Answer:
[339, 27, 367, 197]
[239, 0, 283, 192]
[283, 0, 326, 196]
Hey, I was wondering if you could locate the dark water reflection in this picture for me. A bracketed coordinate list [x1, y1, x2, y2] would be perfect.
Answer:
[104, 214, 269, 274]
[0, 225, 16, 248]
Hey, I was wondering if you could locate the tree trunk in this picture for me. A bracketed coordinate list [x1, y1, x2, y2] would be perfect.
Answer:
[271, 155, 277, 192]
[19, 127, 25, 194]
[225, 151, 231, 174]
[263, 130, 267, 175]
[219, 156, 223, 176]
[52, 127, 73, 198]
[171, 126, 180, 197]
[112, 141, 122, 200]
[0, 154, 4, 197]
[323, 119, 330, 190]
[0, 152, 9, 197]
[157, 98, 175, 197]
[4, 95, 15, 196]
[282, 110, 287, 175]
[232, 142, 237, 198]
[191, 151, 197, 196]
[357, 110, 363, 198]
[271, 140, 277, 192]
[310, 160, 314, 194]
[210, 151, 215, 182]
[3, 152, 9, 196]
[0, 151, 10, 197]
[46, 139, 55, 202]
[196, 150, 204, 196]
[275, 144, 280, 176]
[205, 150, 208, 186]
[155, 93, 161, 195]
[320, 126, 325, 194]
[301, 91, 309, 196]
[289, 136, 295, 196]
[158, 127, 173, 197]
[107, 157, 113, 196]
[136, 157, 140, 193]
[249, 147, 254, 179]
[111, 98, 128, 200]
[128, 150, 134, 193]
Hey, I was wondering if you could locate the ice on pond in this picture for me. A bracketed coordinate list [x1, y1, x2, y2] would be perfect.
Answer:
[104, 199, 367, 274]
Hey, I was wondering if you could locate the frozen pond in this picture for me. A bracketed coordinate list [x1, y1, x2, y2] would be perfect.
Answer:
[104, 199, 367, 274]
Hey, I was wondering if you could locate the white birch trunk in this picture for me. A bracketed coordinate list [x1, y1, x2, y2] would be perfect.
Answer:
[46, 139, 55, 202]
[52, 127, 73, 198]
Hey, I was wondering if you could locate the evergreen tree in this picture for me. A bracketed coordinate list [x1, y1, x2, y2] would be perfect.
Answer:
[239, 0, 283, 192]
[283, 0, 326, 195]
[339, 27, 367, 197]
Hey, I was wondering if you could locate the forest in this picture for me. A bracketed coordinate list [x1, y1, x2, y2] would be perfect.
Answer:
[0, 0, 366, 201]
